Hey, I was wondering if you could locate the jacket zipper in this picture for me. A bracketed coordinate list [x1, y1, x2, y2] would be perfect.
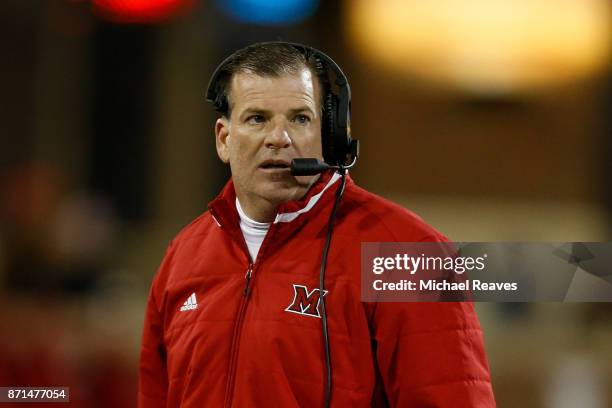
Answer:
[243, 265, 253, 297]
[214, 205, 276, 408]
[224, 262, 254, 408]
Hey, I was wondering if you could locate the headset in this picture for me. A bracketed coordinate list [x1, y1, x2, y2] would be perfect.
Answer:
[206, 42, 359, 408]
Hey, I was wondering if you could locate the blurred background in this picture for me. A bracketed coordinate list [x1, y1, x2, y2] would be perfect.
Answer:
[1, 0, 611, 406]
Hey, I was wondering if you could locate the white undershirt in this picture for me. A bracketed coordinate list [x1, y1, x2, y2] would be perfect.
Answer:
[236, 198, 270, 262]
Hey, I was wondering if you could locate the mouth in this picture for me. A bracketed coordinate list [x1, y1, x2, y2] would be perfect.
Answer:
[258, 159, 291, 172]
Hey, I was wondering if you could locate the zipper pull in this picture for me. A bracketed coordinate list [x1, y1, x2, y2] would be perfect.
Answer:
[243, 264, 253, 297]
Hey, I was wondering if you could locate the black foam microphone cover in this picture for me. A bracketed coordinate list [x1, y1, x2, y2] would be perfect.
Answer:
[290, 159, 332, 176]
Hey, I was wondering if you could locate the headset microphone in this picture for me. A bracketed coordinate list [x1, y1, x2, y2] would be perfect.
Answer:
[291, 154, 358, 177]
[291, 159, 333, 176]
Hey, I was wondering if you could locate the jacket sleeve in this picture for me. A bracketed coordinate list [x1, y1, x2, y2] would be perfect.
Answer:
[138, 280, 168, 408]
[370, 300, 496, 407]
[138, 258, 170, 408]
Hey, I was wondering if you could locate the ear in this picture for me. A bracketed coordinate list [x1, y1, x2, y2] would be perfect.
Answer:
[215, 117, 230, 164]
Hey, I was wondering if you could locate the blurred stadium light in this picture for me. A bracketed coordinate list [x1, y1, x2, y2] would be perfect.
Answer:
[347, 0, 611, 95]
[216, 0, 320, 25]
[92, 0, 195, 23]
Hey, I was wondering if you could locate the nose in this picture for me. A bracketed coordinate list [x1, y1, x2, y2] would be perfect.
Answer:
[265, 119, 291, 150]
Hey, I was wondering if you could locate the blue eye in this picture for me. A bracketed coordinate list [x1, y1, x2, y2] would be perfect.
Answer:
[294, 114, 310, 125]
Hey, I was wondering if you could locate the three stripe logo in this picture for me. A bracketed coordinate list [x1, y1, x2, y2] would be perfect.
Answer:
[179, 292, 198, 312]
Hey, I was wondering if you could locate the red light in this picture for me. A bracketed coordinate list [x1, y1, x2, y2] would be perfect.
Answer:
[93, 0, 194, 23]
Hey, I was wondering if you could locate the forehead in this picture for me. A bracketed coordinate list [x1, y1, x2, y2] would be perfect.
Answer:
[228, 68, 321, 112]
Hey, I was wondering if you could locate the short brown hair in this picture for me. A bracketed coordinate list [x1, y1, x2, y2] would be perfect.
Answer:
[210, 42, 326, 117]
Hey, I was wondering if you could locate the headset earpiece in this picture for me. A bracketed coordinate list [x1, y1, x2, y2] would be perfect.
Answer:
[323, 93, 338, 164]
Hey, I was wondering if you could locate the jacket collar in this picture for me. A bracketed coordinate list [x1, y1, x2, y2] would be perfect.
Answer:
[208, 169, 343, 232]
[208, 170, 354, 263]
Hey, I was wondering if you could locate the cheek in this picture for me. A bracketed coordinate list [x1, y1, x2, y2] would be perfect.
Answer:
[303, 130, 323, 156]
[228, 133, 257, 167]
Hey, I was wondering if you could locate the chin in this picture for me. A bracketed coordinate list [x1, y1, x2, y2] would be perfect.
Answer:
[259, 183, 308, 205]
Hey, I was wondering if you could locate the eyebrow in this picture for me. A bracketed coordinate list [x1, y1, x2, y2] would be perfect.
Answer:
[287, 106, 316, 115]
[240, 107, 269, 116]
[239, 106, 317, 118]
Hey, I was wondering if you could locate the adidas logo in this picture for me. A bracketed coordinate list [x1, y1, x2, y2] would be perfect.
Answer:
[179, 292, 198, 312]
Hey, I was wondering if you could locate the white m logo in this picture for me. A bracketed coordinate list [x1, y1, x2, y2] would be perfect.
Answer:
[284, 284, 328, 318]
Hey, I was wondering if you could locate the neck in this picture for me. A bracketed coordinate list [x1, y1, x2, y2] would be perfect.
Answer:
[235, 193, 279, 223]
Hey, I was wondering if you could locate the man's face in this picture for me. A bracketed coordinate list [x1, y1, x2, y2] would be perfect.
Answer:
[215, 68, 323, 211]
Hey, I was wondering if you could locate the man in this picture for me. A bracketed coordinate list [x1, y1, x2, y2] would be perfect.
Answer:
[138, 42, 495, 407]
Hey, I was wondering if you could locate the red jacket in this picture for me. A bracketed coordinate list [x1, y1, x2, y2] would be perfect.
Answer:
[138, 171, 495, 407]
